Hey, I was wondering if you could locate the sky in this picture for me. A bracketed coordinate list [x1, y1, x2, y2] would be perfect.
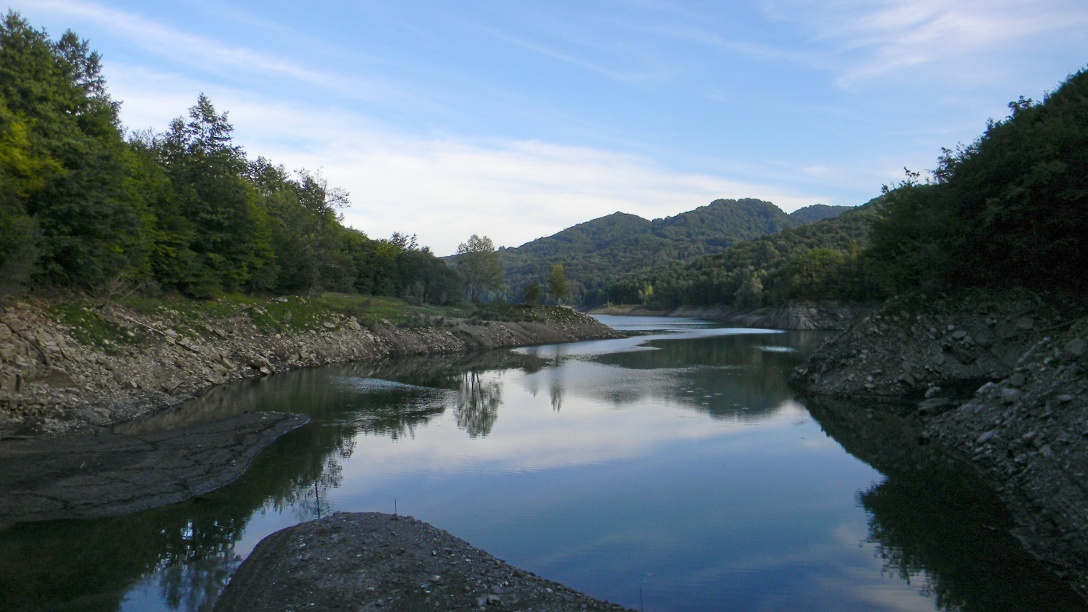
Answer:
[6, 1, 1087, 255]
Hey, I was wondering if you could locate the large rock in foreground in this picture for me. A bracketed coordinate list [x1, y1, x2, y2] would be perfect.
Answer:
[216, 512, 633, 611]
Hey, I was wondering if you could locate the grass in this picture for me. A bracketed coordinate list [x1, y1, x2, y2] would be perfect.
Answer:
[48, 291, 582, 351]
[48, 300, 148, 354]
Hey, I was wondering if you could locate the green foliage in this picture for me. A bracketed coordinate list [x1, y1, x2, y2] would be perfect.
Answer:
[498, 199, 848, 305]
[868, 68, 1088, 295]
[0, 12, 462, 307]
[547, 263, 570, 304]
[1, 12, 141, 291]
[522, 281, 542, 305]
[455, 234, 504, 302]
[607, 202, 884, 309]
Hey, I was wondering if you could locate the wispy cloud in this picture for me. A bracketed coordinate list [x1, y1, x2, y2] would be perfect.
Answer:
[30, 0, 422, 108]
[763, 0, 1088, 86]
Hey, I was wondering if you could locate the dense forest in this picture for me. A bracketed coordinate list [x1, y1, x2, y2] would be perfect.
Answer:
[866, 70, 1088, 296]
[607, 66, 1088, 310]
[495, 199, 851, 305]
[0, 13, 461, 304]
[606, 201, 883, 308]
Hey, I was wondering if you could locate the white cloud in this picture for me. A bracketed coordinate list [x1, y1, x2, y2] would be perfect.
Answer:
[107, 64, 827, 256]
[763, 0, 1088, 87]
[30, 0, 419, 108]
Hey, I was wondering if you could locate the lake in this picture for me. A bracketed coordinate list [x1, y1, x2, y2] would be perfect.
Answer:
[1, 316, 1081, 610]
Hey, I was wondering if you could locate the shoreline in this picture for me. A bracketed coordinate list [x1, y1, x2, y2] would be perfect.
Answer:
[589, 300, 870, 330]
[0, 297, 622, 438]
[790, 288, 1088, 601]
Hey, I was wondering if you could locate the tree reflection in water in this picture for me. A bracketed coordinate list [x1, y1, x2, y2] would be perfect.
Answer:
[455, 370, 502, 437]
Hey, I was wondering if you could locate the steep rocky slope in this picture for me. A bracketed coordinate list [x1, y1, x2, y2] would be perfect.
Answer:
[792, 289, 1088, 598]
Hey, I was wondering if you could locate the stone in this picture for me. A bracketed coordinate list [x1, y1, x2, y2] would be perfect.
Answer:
[1016, 317, 1035, 330]
[1064, 338, 1087, 359]
[1009, 372, 1027, 387]
[925, 386, 942, 399]
[1001, 388, 1022, 404]
[952, 330, 968, 340]
[976, 430, 998, 445]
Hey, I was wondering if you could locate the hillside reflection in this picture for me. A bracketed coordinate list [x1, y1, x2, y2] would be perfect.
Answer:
[5, 322, 1080, 611]
[538, 331, 817, 420]
[805, 396, 1085, 611]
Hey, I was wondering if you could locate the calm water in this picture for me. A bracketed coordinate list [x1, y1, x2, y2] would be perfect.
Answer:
[1, 316, 1082, 611]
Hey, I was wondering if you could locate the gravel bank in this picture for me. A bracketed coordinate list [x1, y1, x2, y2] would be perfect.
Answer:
[216, 512, 633, 611]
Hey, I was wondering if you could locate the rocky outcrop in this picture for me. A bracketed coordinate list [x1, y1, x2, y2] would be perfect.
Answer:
[216, 512, 633, 611]
[792, 291, 1074, 399]
[676, 301, 868, 330]
[0, 299, 621, 437]
[926, 319, 1088, 595]
[792, 288, 1088, 599]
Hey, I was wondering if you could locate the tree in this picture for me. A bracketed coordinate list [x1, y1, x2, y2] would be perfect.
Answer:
[547, 263, 570, 305]
[523, 281, 542, 305]
[456, 234, 503, 302]
[0, 12, 142, 291]
[159, 94, 274, 296]
[733, 272, 764, 308]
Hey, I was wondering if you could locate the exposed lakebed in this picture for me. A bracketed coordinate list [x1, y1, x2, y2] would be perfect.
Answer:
[0, 316, 1081, 610]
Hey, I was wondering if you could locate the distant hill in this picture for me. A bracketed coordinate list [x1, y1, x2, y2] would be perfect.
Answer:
[789, 204, 854, 224]
[606, 199, 883, 308]
[496, 198, 852, 304]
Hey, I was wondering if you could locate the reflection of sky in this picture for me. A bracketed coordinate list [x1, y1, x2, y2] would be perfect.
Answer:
[123, 318, 941, 611]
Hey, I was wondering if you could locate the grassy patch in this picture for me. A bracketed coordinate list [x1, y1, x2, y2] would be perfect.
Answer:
[48, 301, 146, 354]
[315, 293, 474, 326]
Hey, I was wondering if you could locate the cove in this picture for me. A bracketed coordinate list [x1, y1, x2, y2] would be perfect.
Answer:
[0, 316, 1081, 611]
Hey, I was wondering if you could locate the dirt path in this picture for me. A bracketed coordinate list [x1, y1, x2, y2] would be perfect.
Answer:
[216, 512, 634, 611]
[0, 411, 307, 523]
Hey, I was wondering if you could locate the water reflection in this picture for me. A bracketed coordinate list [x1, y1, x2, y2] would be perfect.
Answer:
[2, 318, 1083, 611]
[805, 396, 1087, 611]
[455, 371, 502, 437]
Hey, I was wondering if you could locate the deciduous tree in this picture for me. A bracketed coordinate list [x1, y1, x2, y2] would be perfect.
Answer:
[456, 234, 504, 302]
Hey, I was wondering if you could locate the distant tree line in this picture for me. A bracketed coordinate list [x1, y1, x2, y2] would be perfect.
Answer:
[606, 203, 886, 309]
[606, 67, 1088, 308]
[0, 12, 462, 303]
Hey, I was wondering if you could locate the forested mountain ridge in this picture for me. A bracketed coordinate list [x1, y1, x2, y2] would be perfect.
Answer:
[606, 199, 883, 309]
[496, 198, 851, 305]
[787, 204, 854, 224]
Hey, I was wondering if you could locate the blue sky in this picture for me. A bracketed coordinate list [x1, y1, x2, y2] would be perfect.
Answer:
[8, 1, 1087, 255]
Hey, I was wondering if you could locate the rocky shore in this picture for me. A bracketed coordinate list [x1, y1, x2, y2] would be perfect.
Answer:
[0, 298, 622, 437]
[216, 512, 634, 611]
[0, 411, 308, 522]
[791, 288, 1088, 599]
[592, 300, 867, 330]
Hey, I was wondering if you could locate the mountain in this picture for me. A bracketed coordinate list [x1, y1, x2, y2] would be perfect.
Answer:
[496, 198, 852, 304]
[607, 199, 882, 309]
[789, 204, 854, 224]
